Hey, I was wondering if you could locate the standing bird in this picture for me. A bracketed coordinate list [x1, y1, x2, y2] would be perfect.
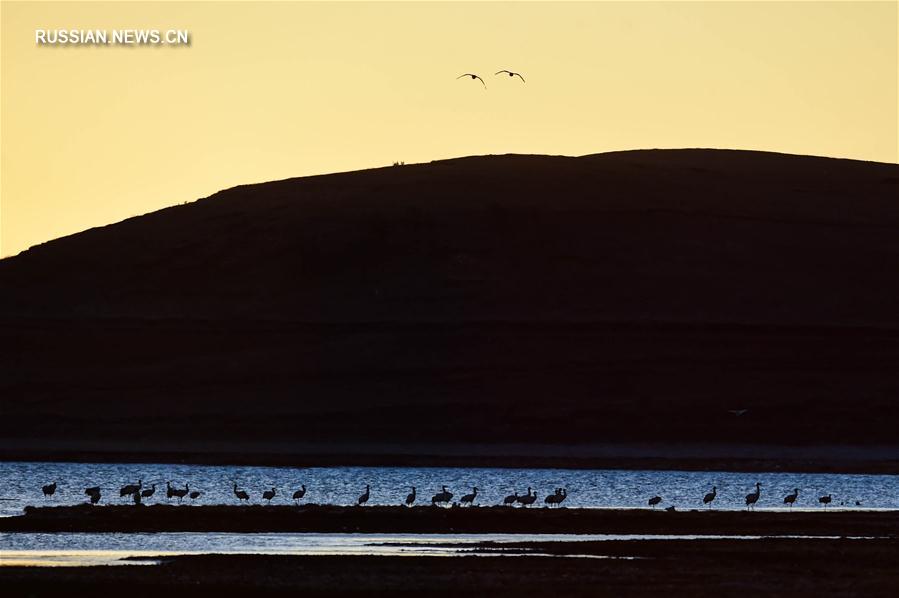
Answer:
[171, 483, 189, 502]
[431, 486, 453, 506]
[140, 484, 156, 499]
[189, 489, 201, 500]
[456, 73, 486, 88]
[262, 487, 277, 503]
[85, 487, 101, 505]
[517, 488, 537, 507]
[357, 484, 371, 506]
[783, 488, 799, 508]
[292, 485, 307, 505]
[120, 479, 142, 498]
[703, 486, 717, 508]
[819, 494, 832, 509]
[545, 488, 567, 507]
[503, 491, 518, 506]
[166, 481, 176, 500]
[648, 496, 662, 509]
[495, 70, 525, 82]
[745, 482, 762, 510]
[42, 482, 57, 498]
[233, 482, 250, 503]
[460, 487, 479, 506]
[405, 486, 416, 507]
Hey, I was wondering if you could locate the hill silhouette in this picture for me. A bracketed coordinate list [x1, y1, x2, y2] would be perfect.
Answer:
[2, 149, 898, 462]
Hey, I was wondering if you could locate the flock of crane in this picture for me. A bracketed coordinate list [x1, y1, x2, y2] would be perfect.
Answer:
[40, 479, 847, 510]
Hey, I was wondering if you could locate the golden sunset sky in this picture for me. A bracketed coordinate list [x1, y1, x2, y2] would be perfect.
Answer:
[1, 1, 897, 257]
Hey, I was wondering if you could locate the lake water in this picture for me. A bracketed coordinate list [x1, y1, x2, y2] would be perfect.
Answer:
[1, 461, 896, 517]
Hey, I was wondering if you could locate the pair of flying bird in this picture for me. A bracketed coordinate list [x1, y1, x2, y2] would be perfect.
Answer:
[458, 70, 525, 88]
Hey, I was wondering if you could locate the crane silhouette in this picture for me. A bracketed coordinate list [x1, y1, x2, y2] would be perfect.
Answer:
[41, 482, 57, 498]
[503, 491, 518, 506]
[495, 70, 525, 82]
[358, 484, 371, 506]
[140, 484, 156, 499]
[745, 482, 762, 510]
[703, 486, 717, 508]
[783, 488, 799, 508]
[262, 487, 276, 503]
[233, 482, 249, 503]
[648, 496, 662, 509]
[405, 486, 416, 507]
[120, 479, 142, 498]
[460, 487, 478, 506]
[819, 493, 832, 508]
[517, 487, 537, 507]
[292, 485, 307, 505]
[456, 73, 486, 88]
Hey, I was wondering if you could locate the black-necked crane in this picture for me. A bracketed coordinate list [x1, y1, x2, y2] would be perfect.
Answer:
[405, 486, 416, 507]
[648, 495, 662, 508]
[703, 486, 717, 508]
[166, 481, 176, 500]
[42, 482, 57, 497]
[171, 483, 189, 502]
[745, 482, 761, 510]
[140, 484, 156, 499]
[503, 491, 518, 506]
[456, 73, 486, 88]
[233, 482, 250, 503]
[431, 486, 453, 506]
[783, 488, 799, 508]
[819, 494, 832, 508]
[120, 479, 142, 498]
[460, 487, 478, 506]
[292, 485, 307, 505]
[517, 487, 537, 507]
[189, 487, 201, 500]
[495, 70, 525, 83]
[358, 484, 371, 506]
[262, 487, 276, 503]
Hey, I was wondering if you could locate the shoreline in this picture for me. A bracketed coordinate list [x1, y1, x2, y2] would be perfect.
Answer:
[4, 505, 898, 536]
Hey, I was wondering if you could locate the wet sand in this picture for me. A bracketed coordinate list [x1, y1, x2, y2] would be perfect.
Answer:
[3, 504, 897, 536]
[2, 538, 898, 597]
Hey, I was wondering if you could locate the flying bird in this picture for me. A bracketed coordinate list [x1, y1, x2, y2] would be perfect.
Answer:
[728, 409, 749, 417]
[457, 73, 486, 87]
[495, 70, 525, 82]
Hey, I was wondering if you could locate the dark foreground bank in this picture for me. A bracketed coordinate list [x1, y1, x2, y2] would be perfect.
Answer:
[2, 539, 898, 597]
[4, 504, 898, 536]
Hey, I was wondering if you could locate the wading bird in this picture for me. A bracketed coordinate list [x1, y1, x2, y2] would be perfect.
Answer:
[503, 491, 518, 506]
[292, 485, 307, 505]
[262, 487, 276, 503]
[140, 484, 156, 499]
[460, 487, 478, 506]
[648, 496, 662, 508]
[495, 70, 525, 82]
[405, 486, 416, 507]
[41, 482, 57, 498]
[745, 482, 762, 510]
[545, 488, 567, 507]
[783, 488, 799, 508]
[233, 482, 250, 503]
[703, 486, 717, 508]
[85, 486, 101, 505]
[819, 494, 832, 508]
[358, 484, 371, 506]
[431, 486, 453, 506]
[171, 483, 189, 502]
[456, 73, 486, 88]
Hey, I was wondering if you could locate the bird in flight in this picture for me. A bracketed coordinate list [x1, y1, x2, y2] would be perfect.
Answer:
[728, 409, 749, 417]
[457, 73, 486, 87]
[495, 70, 526, 83]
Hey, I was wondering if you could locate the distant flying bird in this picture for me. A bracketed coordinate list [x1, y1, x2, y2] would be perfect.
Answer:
[495, 70, 525, 82]
[728, 409, 749, 417]
[457, 73, 486, 87]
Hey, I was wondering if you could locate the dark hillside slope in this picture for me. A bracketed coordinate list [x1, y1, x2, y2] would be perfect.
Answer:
[2, 150, 898, 457]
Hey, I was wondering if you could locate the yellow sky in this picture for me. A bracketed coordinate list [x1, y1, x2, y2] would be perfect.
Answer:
[1, 1, 897, 257]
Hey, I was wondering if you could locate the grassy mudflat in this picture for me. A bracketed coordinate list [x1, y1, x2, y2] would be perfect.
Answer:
[2, 539, 898, 597]
[3, 504, 898, 536]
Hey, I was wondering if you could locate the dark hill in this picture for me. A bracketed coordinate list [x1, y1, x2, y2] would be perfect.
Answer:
[2, 150, 898, 462]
